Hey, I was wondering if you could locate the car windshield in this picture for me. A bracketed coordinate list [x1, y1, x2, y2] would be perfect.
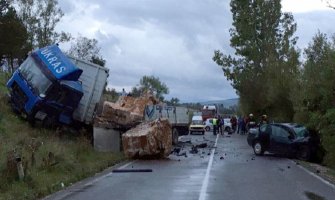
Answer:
[293, 126, 308, 137]
[192, 120, 203, 125]
[19, 56, 52, 96]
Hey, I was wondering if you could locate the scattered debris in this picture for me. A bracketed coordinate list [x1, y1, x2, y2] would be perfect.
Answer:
[171, 147, 181, 155]
[189, 147, 198, 154]
[278, 167, 285, 172]
[195, 143, 207, 148]
[112, 169, 153, 173]
[287, 166, 291, 169]
[220, 156, 224, 160]
[176, 151, 187, 157]
[251, 157, 255, 160]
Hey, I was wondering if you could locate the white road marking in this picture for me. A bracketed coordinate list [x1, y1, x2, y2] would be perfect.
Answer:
[199, 134, 220, 200]
[291, 160, 335, 190]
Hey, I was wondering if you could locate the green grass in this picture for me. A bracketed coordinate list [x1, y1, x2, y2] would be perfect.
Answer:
[0, 72, 125, 200]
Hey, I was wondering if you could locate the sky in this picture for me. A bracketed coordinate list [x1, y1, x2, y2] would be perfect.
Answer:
[56, 0, 335, 103]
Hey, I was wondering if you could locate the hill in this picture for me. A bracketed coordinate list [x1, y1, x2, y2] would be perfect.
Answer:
[199, 98, 239, 108]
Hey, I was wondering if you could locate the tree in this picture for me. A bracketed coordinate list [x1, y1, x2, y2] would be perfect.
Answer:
[0, 0, 29, 72]
[131, 75, 169, 101]
[323, 0, 335, 9]
[167, 97, 180, 106]
[213, 0, 299, 121]
[68, 36, 106, 66]
[293, 32, 335, 167]
[15, 0, 71, 48]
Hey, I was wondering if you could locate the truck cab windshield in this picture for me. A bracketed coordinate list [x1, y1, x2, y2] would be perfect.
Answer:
[19, 56, 52, 96]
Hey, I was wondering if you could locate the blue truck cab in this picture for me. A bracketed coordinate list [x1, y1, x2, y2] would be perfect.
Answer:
[7, 45, 84, 126]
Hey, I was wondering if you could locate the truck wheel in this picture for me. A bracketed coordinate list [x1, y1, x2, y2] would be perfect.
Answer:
[27, 110, 37, 127]
[43, 115, 57, 129]
[172, 128, 179, 145]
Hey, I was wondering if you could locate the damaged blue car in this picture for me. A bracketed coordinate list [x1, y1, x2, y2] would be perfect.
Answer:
[247, 123, 323, 161]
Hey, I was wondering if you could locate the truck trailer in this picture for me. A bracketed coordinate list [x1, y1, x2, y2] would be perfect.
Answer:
[144, 105, 190, 144]
[6, 45, 109, 127]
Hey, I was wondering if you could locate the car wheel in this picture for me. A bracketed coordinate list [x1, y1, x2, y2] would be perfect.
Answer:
[172, 128, 179, 145]
[253, 141, 264, 155]
[205, 126, 210, 132]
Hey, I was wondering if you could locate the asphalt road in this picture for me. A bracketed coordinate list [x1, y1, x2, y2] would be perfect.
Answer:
[44, 131, 335, 200]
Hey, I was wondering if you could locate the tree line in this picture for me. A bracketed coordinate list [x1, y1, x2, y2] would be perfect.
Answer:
[0, 0, 105, 71]
[213, 0, 335, 167]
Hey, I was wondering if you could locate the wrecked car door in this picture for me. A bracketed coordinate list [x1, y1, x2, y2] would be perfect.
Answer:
[269, 125, 293, 155]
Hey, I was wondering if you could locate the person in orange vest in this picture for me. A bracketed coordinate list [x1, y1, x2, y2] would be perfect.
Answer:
[212, 116, 218, 135]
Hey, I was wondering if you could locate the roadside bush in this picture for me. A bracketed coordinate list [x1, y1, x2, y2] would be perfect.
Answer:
[318, 109, 335, 168]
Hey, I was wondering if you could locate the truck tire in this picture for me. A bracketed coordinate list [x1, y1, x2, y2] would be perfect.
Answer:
[43, 115, 57, 129]
[27, 110, 37, 127]
[172, 128, 179, 145]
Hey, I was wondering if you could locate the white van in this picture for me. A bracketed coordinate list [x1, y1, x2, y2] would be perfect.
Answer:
[189, 115, 205, 135]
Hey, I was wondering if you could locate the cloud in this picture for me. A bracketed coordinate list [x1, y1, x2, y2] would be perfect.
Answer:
[56, 0, 335, 102]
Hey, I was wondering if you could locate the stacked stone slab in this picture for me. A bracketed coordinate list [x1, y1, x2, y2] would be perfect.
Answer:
[95, 92, 159, 129]
[122, 118, 172, 159]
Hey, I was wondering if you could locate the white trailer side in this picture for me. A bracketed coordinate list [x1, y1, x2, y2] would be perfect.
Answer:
[68, 56, 109, 124]
[144, 105, 190, 144]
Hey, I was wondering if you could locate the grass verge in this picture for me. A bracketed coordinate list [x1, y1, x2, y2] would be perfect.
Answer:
[0, 72, 125, 200]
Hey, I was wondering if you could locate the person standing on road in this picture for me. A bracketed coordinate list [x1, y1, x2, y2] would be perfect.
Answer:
[259, 114, 268, 126]
[246, 113, 256, 132]
[212, 116, 218, 135]
[230, 116, 237, 133]
[218, 115, 224, 135]
[237, 116, 243, 134]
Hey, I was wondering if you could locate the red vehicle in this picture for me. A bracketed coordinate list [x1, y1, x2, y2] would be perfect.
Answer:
[201, 105, 217, 121]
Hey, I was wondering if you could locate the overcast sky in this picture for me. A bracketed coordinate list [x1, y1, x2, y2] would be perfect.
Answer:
[56, 0, 335, 103]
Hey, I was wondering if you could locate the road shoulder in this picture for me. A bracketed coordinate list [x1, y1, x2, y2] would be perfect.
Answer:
[294, 160, 335, 187]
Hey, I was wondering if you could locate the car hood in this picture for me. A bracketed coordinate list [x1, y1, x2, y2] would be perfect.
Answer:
[190, 124, 205, 128]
